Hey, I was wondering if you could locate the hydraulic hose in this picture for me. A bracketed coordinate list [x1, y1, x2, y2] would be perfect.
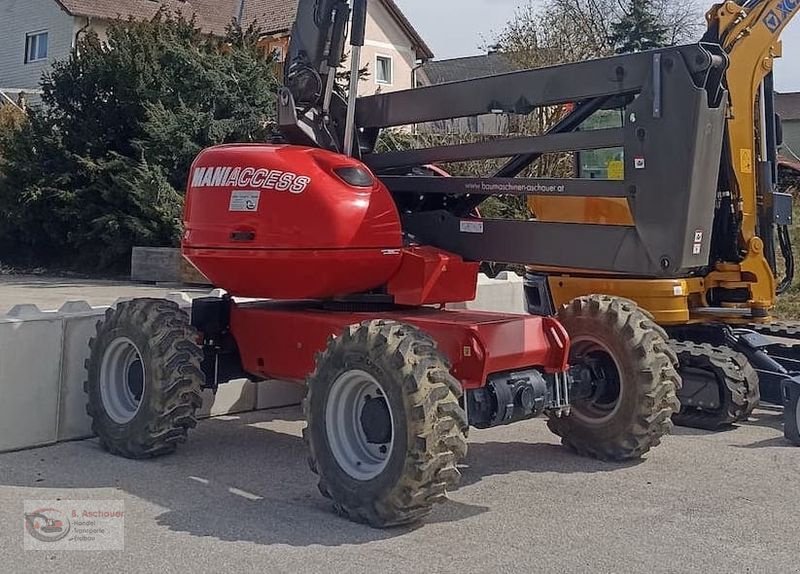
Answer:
[777, 224, 795, 294]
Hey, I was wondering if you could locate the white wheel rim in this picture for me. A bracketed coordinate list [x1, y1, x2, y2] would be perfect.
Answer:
[325, 369, 395, 481]
[99, 337, 146, 424]
[570, 334, 624, 425]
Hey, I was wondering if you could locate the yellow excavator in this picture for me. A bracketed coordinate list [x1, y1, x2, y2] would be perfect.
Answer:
[525, 0, 800, 435]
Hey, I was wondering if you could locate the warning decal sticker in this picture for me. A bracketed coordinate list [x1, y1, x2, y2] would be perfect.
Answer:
[229, 190, 261, 212]
[460, 220, 484, 234]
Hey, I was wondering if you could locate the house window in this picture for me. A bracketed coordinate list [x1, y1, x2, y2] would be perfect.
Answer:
[376, 55, 393, 85]
[25, 31, 49, 63]
[272, 45, 285, 62]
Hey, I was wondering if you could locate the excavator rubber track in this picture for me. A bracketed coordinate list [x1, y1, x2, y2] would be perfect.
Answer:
[747, 321, 800, 341]
[670, 341, 760, 430]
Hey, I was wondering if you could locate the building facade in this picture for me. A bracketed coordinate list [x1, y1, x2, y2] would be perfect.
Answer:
[0, 0, 432, 102]
[777, 92, 800, 162]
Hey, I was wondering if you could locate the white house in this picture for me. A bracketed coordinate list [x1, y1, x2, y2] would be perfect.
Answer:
[0, 0, 433, 104]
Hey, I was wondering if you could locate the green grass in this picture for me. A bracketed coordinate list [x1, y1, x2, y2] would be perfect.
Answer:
[775, 293, 800, 319]
[773, 197, 800, 319]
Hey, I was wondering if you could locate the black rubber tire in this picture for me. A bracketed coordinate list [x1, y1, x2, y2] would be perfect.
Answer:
[670, 341, 760, 430]
[548, 295, 681, 461]
[787, 384, 800, 446]
[304, 320, 468, 528]
[85, 299, 204, 459]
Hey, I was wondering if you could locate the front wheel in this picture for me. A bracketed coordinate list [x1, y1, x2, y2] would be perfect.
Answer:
[549, 295, 681, 460]
[304, 320, 468, 528]
[85, 299, 204, 459]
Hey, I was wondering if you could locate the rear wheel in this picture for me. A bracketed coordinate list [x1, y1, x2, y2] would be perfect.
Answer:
[304, 320, 468, 528]
[785, 381, 800, 446]
[548, 295, 681, 460]
[85, 299, 204, 459]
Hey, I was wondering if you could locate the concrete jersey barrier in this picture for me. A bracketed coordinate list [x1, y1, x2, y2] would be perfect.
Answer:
[0, 274, 526, 453]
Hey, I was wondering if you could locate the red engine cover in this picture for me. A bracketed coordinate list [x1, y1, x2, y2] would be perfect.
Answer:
[182, 144, 403, 299]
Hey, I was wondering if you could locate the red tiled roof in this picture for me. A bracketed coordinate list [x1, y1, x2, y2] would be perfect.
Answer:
[240, 0, 298, 33]
[56, 0, 432, 58]
[57, 0, 238, 35]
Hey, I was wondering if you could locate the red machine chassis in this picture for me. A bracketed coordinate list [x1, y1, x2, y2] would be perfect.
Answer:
[229, 302, 571, 389]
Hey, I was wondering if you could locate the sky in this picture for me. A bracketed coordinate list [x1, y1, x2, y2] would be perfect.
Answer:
[394, 0, 800, 92]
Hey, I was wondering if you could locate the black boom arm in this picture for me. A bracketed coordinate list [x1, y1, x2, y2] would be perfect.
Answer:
[279, 0, 368, 155]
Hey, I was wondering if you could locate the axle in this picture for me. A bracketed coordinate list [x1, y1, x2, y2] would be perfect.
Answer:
[467, 368, 583, 429]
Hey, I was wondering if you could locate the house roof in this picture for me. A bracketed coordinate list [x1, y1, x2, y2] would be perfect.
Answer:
[776, 92, 800, 121]
[57, 0, 238, 35]
[240, 0, 297, 33]
[57, 0, 433, 59]
[421, 53, 518, 85]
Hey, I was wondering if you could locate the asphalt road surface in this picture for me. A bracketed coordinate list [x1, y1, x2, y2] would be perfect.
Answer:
[1, 406, 798, 573]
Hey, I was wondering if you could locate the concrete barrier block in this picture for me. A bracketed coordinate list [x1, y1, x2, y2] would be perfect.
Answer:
[0, 317, 64, 452]
[462, 273, 527, 314]
[6, 304, 47, 318]
[0, 272, 530, 453]
[198, 379, 258, 418]
[57, 313, 103, 442]
[131, 247, 182, 283]
[256, 380, 305, 410]
[165, 292, 194, 307]
[58, 301, 94, 314]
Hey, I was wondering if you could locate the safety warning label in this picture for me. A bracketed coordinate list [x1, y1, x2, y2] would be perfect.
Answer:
[229, 190, 261, 212]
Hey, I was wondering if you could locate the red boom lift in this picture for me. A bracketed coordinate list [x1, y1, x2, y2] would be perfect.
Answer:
[84, 0, 680, 527]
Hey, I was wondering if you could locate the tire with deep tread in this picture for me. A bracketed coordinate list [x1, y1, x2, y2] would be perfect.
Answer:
[548, 295, 681, 461]
[304, 319, 468, 528]
[670, 341, 759, 430]
[85, 298, 205, 459]
[787, 382, 800, 446]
